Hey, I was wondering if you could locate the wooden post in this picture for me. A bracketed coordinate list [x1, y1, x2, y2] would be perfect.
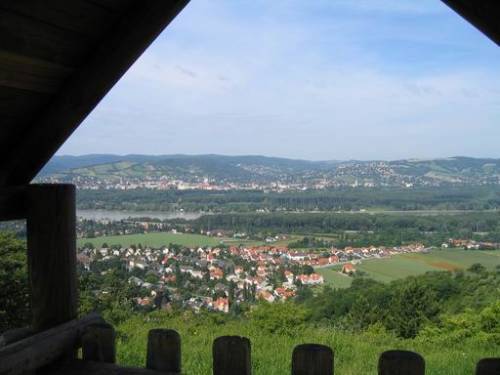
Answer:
[26, 183, 77, 332]
[378, 350, 425, 375]
[292, 344, 333, 375]
[476, 358, 500, 375]
[213, 336, 251, 375]
[146, 329, 181, 373]
[82, 323, 116, 363]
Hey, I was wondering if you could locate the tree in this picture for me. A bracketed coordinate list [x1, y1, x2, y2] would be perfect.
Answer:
[302, 265, 314, 275]
[468, 263, 486, 274]
[0, 232, 30, 331]
[386, 279, 439, 338]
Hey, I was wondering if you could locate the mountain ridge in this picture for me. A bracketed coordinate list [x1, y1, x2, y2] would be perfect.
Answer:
[40, 154, 500, 188]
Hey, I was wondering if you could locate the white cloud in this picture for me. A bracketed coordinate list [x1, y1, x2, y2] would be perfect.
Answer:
[59, 0, 500, 160]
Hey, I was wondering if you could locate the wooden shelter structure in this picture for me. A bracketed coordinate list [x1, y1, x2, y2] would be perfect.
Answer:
[0, 0, 499, 374]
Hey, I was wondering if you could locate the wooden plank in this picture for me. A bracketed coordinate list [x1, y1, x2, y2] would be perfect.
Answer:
[40, 359, 178, 375]
[0, 85, 51, 114]
[378, 350, 425, 375]
[441, 0, 500, 46]
[0, 0, 114, 37]
[0, 10, 93, 67]
[213, 336, 251, 375]
[0, 186, 27, 221]
[85, 0, 135, 13]
[0, 0, 190, 187]
[0, 313, 104, 375]
[26, 184, 77, 331]
[476, 358, 500, 375]
[292, 344, 334, 375]
[146, 329, 181, 373]
[0, 327, 34, 348]
[0, 50, 73, 93]
[82, 323, 116, 363]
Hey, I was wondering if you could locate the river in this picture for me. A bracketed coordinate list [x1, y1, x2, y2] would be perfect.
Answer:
[77, 209, 204, 221]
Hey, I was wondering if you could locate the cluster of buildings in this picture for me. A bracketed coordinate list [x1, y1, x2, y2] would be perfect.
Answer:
[43, 174, 319, 192]
[443, 238, 500, 250]
[77, 240, 427, 314]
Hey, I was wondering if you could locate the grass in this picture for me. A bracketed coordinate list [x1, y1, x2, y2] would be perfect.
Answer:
[116, 312, 499, 374]
[78, 232, 269, 248]
[78, 232, 222, 248]
[317, 249, 500, 288]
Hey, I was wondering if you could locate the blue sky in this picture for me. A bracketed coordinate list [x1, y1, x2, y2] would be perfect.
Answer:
[58, 0, 500, 160]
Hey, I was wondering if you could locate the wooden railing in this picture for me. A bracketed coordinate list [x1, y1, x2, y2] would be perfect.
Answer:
[2, 315, 499, 375]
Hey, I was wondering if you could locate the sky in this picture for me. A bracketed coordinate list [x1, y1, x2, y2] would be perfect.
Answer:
[58, 0, 500, 161]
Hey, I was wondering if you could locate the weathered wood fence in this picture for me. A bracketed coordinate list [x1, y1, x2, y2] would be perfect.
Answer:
[2, 317, 499, 375]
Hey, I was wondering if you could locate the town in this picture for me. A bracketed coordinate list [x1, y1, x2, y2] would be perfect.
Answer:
[77, 241, 427, 314]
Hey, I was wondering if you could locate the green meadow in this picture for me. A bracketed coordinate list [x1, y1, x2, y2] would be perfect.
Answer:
[115, 310, 499, 375]
[317, 249, 500, 288]
[78, 232, 222, 248]
[78, 231, 268, 248]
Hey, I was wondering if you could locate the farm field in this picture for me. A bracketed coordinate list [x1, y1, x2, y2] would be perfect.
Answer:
[78, 232, 223, 248]
[317, 249, 500, 288]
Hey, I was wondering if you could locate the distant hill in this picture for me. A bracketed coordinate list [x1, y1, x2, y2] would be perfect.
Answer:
[39, 154, 500, 188]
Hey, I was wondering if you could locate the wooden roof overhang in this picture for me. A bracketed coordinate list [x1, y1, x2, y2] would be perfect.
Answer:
[442, 0, 500, 46]
[0, 0, 189, 188]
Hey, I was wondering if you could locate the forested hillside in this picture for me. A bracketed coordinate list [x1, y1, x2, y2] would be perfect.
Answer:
[76, 186, 500, 212]
[40, 154, 500, 187]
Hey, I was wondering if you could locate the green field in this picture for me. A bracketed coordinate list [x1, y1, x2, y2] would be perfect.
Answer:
[317, 249, 500, 288]
[116, 311, 499, 375]
[78, 232, 222, 248]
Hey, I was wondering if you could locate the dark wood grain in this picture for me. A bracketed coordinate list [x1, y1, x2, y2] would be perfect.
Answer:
[0, 10, 92, 66]
[40, 359, 178, 375]
[292, 344, 333, 375]
[0, 0, 113, 37]
[0, 50, 73, 93]
[82, 323, 116, 363]
[476, 358, 500, 375]
[146, 329, 181, 373]
[213, 336, 251, 375]
[0, 0, 190, 187]
[378, 350, 425, 375]
[0, 185, 27, 221]
[0, 313, 103, 375]
[26, 184, 77, 332]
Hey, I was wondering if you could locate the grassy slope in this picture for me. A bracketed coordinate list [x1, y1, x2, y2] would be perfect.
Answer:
[117, 313, 498, 375]
[317, 249, 500, 288]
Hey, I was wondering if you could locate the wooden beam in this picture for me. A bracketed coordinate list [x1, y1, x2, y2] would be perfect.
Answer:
[441, 0, 500, 46]
[40, 359, 178, 375]
[0, 327, 34, 348]
[0, 313, 104, 375]
[0, 0, 190, 186]
[0, 186, 27, 221]
[0, 50, 73, 93]
[0, 0, 114, 37]
[0, 10, 92, 66]
[26, 184, 77, 331]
